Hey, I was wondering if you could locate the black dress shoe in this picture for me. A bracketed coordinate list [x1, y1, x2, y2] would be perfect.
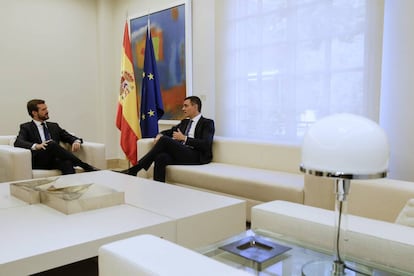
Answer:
[112, 164, 142, 176]
[82, 163, 100, 172]
[112, 169, 132, 175]
[117, 169, 130, 174]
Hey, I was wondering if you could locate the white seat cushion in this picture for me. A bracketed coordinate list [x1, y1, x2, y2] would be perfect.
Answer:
[166, 163, 304, 203]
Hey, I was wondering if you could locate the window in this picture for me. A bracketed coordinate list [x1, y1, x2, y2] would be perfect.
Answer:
[215, 0, 384, 144]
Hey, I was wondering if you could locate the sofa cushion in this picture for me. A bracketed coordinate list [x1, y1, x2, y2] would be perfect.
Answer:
[166, 162, 304, 203]
[212, 136, 301, 173]
[395, 198, 414, 227]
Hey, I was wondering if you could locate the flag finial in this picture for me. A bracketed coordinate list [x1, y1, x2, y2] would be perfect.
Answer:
[147, 13, 151, 33]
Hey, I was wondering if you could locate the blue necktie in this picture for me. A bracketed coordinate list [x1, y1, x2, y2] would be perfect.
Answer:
[42, 122, 51, 140]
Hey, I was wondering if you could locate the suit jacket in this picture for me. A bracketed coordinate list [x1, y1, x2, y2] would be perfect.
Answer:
[14, 121, 82, 152]
[161, 116, 215, 164]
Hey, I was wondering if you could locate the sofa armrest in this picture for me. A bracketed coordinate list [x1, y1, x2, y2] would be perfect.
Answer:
[137, 138, 154, 159]
[74, 141, 107, 169]
[0, 135, 17, 146]
[348, 178, 414, 222]
[0, 145, 33, 182]
[136, 138, 154, 178]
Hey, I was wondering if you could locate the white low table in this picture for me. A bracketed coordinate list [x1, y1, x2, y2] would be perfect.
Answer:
[0, 170, 246, 275]
[88, 171, 246, 249]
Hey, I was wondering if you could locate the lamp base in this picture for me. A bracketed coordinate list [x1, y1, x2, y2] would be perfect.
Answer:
[301, 260, 359, 276]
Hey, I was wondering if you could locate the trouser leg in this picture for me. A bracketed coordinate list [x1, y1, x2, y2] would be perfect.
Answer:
[55, 159, 76, 175]
[45, 141, 83, 164]
[41, 141, 95, 171]
[126, 136, 177, 176]
[153, 152, 173, 182]
[139, 136, 200, 168]
[125, 136, 202, 178]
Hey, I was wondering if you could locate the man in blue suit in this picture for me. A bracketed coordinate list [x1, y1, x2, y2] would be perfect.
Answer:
[121, 96, 215, 182]
[14, 99, 98, 174]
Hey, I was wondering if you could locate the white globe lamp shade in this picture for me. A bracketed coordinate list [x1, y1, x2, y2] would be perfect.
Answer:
[301, 113, 389, 179]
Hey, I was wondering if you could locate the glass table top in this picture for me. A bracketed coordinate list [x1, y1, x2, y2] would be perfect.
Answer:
[197, 229, 403, 276]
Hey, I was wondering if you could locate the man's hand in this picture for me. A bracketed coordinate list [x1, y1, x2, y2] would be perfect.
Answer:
[154, 134, 163, 144]
[71, 141, 81, 152]
[172, 129, 186, 142]
[35, 140, 51, 150]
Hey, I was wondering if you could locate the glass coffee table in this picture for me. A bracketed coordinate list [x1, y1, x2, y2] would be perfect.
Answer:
[197, 229, 403, 275]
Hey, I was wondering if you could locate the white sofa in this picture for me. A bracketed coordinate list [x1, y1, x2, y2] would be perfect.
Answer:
[251, 200, 414, 274]
[137, 136, 304, 220]
[99, 234, 250, 276]
[137, 136, 414, 224]
[0, 135, 106, 182]
[304, 176, 414, 223]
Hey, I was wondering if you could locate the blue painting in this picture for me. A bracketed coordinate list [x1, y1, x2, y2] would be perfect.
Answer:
[130, 4, 187, 120]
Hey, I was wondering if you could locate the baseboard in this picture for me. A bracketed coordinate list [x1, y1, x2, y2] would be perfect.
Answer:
[106, 159, 130, 170]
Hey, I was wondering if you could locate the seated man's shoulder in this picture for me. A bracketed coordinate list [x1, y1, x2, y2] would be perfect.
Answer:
[19, 121, 35, 130]
[201, 116, 214, 123]
[206, 118, 215, 126]
[46, 122, 63, 129]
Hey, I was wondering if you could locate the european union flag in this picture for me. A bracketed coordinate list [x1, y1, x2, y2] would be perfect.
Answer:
[140, 26, 164, 138]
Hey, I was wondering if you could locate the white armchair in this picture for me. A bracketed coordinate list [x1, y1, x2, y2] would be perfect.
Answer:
[0, 135, 106, 182]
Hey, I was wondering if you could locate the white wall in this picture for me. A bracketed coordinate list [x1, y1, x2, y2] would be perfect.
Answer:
[0, 0, 215, 161]
[0, 0, 100, 140]
[380, 0, 414, 181]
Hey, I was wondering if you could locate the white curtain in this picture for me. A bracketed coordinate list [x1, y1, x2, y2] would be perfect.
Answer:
[215, 0, 384, 144]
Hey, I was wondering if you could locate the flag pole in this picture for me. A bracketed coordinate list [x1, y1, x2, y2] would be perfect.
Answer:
[147, 12, 150, 35]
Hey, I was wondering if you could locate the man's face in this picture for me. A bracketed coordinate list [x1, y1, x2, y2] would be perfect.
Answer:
[33, 103, 49, 121]
[182, 99, 198, 119]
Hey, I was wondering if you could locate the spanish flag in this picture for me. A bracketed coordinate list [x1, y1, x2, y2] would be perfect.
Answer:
[116, 22, 141, 165]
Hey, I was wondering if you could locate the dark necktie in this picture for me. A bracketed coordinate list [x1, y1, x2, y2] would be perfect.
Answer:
[42, 122, 51, 140]
[182, 120, 193, 145]
[184, 120, 193, 136]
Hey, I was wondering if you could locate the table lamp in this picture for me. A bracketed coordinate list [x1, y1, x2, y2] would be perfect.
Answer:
[300, 113, 389, 275]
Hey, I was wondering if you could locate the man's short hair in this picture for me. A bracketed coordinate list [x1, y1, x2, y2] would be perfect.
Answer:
[185, 96, 202, 112]
[27, 99, 45, 118]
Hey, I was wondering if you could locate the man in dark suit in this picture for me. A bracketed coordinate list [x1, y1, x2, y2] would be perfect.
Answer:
[14, 99, 98, 174]
[122, 96, 215, 182]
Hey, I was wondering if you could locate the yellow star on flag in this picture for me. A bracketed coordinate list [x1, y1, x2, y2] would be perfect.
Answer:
[148, 73, 154, 80]
[147, 109, 155, 117]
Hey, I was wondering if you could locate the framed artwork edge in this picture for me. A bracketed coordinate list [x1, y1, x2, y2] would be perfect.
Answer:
[128, 0, 192, 121]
